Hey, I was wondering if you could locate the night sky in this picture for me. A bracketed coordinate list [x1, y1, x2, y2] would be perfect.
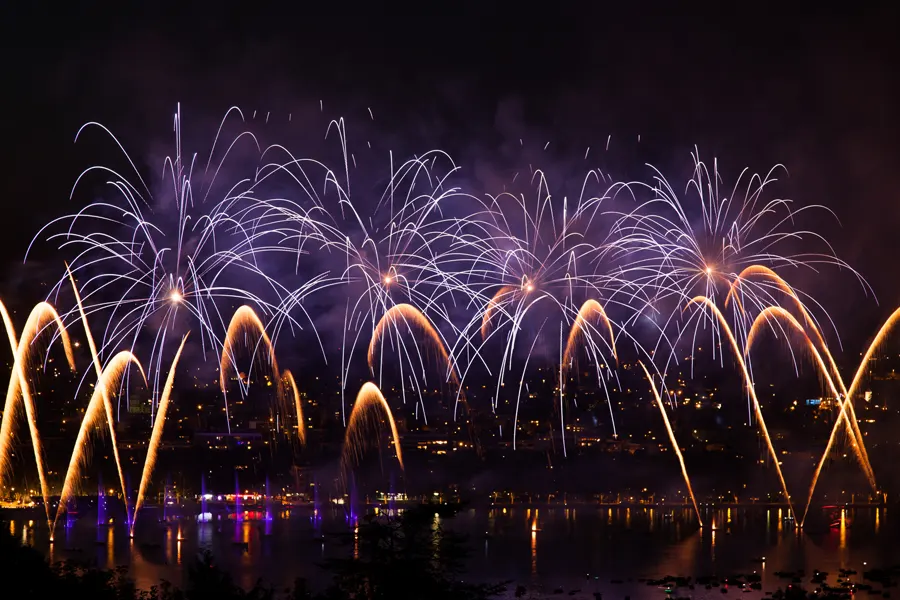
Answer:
[2, 3, 900, 356]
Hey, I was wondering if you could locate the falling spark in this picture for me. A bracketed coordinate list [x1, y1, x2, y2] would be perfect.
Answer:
[131, 334, 189, 534]
[686, 296, 796, 521]
[0, 301, 75, 528]
[639, 361, 702, 527]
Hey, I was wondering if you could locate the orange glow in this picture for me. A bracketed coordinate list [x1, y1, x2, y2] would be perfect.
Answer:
[342, 382, 404, 475]
[481, 285, 517, 340]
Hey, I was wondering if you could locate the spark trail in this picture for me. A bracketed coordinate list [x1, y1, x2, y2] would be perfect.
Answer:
[0, 301, 75, 527]
[368, 303, 462, 398]
[613, 157, 869, 425]
[341, 382, 404, 478]
[746, 306, 875, 492]
[220, 305, 283, 425]
[685, 296, 796, 521]
[31, 105, 305, 421]
[639, 361, 702, 527]
[732, 266, 874, 489]
[68, 267, 133, 526]
[281, 370, 306, 446]
[53, 351, 145, 536]
[131, 334, 189, 534]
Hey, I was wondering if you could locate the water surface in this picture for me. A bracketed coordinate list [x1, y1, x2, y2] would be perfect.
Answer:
[6, 505, 891, 598]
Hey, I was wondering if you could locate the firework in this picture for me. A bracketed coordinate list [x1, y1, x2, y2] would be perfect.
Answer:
[28, 105, 306, 424]
[341, 382, 404, 478]
[0, 301, 75, 527]
[255, 125, 473, 423]
[54, 350, 144, 535]
[612, 154, 869, 397]
[68, 267, 132, 525]
[443, 169, 636, 452]
[553, 299, 620, 451]
[9, 104, 883, 525]
[745, 306, 873, 526]
[685, 296, 796, 521]
[369, 302, 463, 403]
[220, 305, 283, 424]
[281, 370, 307, 446]
[131, 334, 188, 534]
[638, 361, 702, 527]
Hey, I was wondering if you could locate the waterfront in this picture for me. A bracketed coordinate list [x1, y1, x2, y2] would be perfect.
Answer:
[3, 505, 894, 598]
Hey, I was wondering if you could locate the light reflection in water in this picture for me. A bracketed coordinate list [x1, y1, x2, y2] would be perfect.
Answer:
[176, 525, 184, 565]
[198, 520, 212, 548]
[839, 509, 847, 553]
[16, 505, 896, 593]
[107, 524, 114, 565]
[431, 512, 442, 561]
[530, 510, 539, 576]
[530, 530, 537, 576]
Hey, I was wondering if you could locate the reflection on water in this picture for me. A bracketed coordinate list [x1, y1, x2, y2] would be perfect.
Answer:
[530, 510, 538, 576]
[840, 508, 847, 553]
[530, 529, 537, 576]
[4, 506, 897, 598]
[107, 525, 114, 565]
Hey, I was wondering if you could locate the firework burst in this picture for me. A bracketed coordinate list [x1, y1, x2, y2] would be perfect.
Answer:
[440, 168, 647, 450]
[250, 121, 474, 424]
[612, 152, 870, 420]
[28, 105, 310, 427]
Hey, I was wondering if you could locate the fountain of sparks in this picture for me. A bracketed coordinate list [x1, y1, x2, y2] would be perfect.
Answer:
[341, 382, 405, 483]
[0, 300, 75, 530]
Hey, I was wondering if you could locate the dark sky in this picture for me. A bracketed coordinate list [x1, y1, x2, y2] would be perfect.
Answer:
[2, 3, 899, 355]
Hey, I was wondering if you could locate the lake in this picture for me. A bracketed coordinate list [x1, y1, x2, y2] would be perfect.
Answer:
[5, 504, 893, 599]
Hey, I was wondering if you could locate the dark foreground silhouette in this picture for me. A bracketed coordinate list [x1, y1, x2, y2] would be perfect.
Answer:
[0, 505, 506, 600]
